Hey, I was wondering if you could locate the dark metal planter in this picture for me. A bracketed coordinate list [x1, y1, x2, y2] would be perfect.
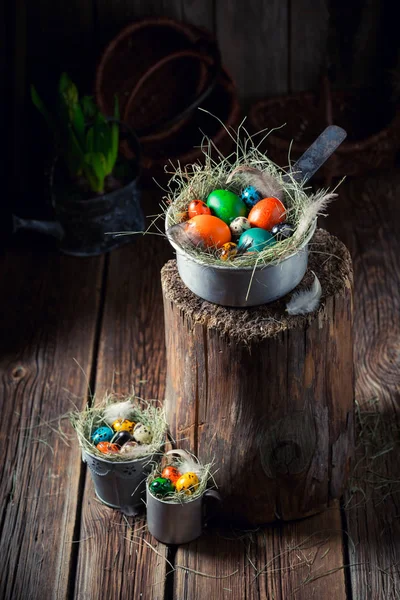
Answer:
[12, 122, 144, 256]
[13, 178, 144, 257]
[53, 175, 143, 257]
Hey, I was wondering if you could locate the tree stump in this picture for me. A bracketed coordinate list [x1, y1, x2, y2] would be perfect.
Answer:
[161, 229, 354, 524]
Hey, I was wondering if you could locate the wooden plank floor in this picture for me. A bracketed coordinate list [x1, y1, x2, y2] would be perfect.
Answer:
[1, 172, 399, 599]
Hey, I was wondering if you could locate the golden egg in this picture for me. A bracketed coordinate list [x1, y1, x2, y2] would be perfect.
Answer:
[175, 472, 199, 495]
[111, 419, 135, 433]
[220, 242, 237, 261]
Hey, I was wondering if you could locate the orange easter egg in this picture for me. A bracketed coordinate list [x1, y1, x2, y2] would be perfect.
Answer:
[161, 465, 182, 485]
[186, 215, 231, 248]
[188, 199, 211, 219]
[248, 197, 286, 231]
[96, 442, 120, 454]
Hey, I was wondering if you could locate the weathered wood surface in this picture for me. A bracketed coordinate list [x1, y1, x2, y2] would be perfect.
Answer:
[0, 248, 103, 600]
[216, 0, 289, 100]
[326, 173, 400, 600]
[1, 0, 8, 212]
[73, 231, 174, 600]
[289, 0, 330, 92]
[1, 171, 400, 600]
[162, 229, 354, 524]
[174, 502, 347, 600]
[11, 0, 396, 217]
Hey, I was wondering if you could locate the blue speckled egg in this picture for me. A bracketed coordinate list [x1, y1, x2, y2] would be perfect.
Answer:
[238, 228, 276, 252]
[91, 426, 114, 445]
[241, 186, 262, 209]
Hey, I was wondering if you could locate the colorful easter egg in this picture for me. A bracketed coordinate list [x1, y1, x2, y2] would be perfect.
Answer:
[111, 430, 133, 448]
[185, 215, 231, 249]
[112, 419, 135, 433]
[175, 472, 199, 495]
[248, 197, 286, 230]
[188, 199, 211, 219]
[206, 190, 247, 224]
[241, 185, 262, 208]
[161, 466, 182, 485]
[149, 477, 175, 497]
[271, 222, 295, 241]
[119, 441, 139, 457]
[96, 441, 120, 454]
[133, 423, 153, 444]
[220, 242, 238, 261]
[119, 440, 137, 451]
[91, 426, 114, 445]
[229, 216, 251, 237]
[238, 228, 276, 252]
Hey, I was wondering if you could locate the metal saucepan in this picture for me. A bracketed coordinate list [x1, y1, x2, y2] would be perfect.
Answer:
[165, 125, 346, 307]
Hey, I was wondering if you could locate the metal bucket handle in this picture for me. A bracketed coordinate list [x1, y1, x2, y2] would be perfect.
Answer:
[203, 489, 222, 525]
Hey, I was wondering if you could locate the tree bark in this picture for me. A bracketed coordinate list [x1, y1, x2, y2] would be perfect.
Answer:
[162, 229, 354, 524]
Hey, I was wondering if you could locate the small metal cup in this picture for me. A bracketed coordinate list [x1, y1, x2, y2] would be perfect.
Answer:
[146, 485, 222, 544]
[83, 450, 156, 516]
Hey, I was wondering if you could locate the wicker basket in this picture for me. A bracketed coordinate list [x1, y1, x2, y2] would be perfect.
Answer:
[95, 18, 206, 115]
[96, 18, 240, 179]
[249, 89, 400, 179]
[123, 50, 212, 144]
[139, 69, 241, 178]
[95, 18, 219, 143]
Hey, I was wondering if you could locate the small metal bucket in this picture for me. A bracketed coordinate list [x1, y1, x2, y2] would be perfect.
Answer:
[146, 485, 222, 544]
[166, 206, 316, 307]
[83, 450, 156, 516]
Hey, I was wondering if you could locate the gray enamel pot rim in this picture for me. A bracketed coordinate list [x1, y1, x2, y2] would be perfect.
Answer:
[165, 205, 317, 307]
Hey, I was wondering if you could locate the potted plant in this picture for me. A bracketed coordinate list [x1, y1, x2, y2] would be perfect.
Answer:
[13, 73, 144, 256]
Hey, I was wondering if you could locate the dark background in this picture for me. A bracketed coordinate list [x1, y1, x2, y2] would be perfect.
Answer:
[2, 0, 399, 218]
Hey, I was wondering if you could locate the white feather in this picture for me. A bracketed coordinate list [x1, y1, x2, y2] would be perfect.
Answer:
[226, 166, 284, 201]
[293, 192, 337, 242]
[165, 449, 204, 477]
[286, 273, 322, 315]
[103, 400, 135, 425]
[120, 443, 153, 459]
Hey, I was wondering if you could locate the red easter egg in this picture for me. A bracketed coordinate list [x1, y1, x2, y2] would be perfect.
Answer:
[248, 197, 286, 230]
[188, 199, 211, 219]
[186, 215, 232, 248]
[161, 465, 182, 485]
[97, 442, 120, 454]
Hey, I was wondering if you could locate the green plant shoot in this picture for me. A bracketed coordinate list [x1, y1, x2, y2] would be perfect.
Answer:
[31, 73, 120, 194]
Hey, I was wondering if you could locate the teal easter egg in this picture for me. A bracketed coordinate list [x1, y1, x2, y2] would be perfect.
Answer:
[238, 228, 276, 252]
[91, 426, 114, 445]
[207, 189, 247, 224]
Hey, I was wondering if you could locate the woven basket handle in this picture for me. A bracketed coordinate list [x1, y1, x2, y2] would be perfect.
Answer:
[134, 42, 222, 138]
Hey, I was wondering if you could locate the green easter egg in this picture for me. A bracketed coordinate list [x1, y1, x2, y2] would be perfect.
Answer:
[149, 477, 175, 497]
[238, 228, 276, 252]
[207, 189, 248, 224]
